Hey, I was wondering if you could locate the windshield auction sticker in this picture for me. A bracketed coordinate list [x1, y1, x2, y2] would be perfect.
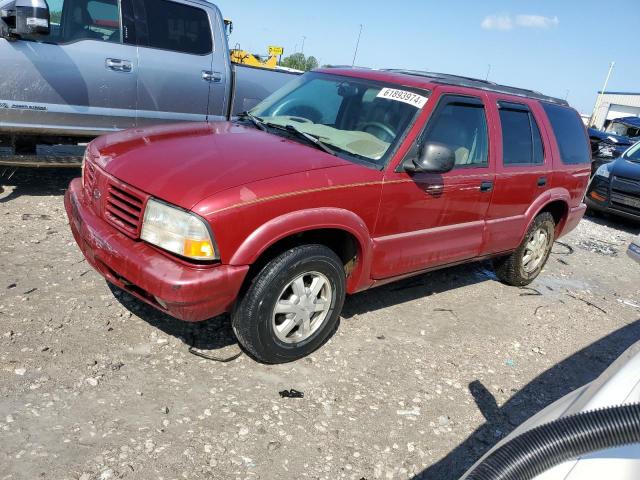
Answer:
[376, 88, 428, 108]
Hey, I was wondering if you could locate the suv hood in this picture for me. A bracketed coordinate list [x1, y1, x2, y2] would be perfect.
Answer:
[90, 122, 349, 209]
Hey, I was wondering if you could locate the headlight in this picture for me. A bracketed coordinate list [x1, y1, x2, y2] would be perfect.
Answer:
[595, 164, 611, 179]
[140, 199, 217, 261]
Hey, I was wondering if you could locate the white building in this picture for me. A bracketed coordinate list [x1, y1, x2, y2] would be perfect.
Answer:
[591, 91, 640, 129]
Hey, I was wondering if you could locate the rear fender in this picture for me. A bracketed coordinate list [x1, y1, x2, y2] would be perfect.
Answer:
[520, 187, 571, 240]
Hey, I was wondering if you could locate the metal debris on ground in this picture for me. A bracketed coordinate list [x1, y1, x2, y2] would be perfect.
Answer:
[188, 345, 243, 363]
[551, 241, 574, 255]
[576, 239, 619, 257]
[279, 389, 304, 399]
[519, 287, 542, 296]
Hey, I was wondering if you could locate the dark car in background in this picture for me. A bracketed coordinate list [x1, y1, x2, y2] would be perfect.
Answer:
[586, 140, 640, 222]
[588, 117, 640, 174]
[588, 127, 635, 173]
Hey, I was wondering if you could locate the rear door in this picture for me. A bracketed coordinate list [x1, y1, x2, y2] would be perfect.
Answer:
[133, 0, 228, 125]
[483, 97, 552, 254]
[0, 0, 137, 134]
[372, 89, 497, 279]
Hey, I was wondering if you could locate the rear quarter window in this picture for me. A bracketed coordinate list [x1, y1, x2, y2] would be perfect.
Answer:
[542, 103, 590, 165]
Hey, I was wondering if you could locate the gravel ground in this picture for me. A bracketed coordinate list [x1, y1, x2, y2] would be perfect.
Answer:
[1, 168, 639, 480]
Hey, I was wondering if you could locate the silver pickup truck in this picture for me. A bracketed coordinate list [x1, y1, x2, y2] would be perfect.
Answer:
[0, 0, 298, 166]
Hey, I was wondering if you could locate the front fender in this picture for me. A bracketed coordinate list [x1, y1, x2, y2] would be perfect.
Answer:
[229, 208, 374, 293]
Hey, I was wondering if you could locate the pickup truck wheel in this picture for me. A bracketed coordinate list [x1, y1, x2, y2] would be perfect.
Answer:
[232, 244, 346, 364]
[493, 212, 555, 286]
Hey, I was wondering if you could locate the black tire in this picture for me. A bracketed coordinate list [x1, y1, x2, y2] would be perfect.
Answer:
[232, 244, 346, 364]
[493, 212, 555, 287]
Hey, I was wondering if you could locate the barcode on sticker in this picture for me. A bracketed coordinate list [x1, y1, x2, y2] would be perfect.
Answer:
[376, 88, 428, 108]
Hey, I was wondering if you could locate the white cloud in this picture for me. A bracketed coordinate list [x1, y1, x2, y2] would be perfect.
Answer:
[481, 14, 513, 31]
[481, 14, 559, 31]
[516, 14, 559, 29]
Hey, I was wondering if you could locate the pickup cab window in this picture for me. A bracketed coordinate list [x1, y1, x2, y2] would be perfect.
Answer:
[22, 0, 121, 43]
[140, 0, 212, 55]
[249, 73, 427, 165]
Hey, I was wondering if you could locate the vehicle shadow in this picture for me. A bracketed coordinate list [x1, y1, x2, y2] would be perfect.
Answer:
[108, 260, 495, 357]
[342, 261, 495, 318]
[107, 283, 238, 354]
[412, 318, 640, 480]
[0, 167, 78, 203]
[584, 209, 640, 235]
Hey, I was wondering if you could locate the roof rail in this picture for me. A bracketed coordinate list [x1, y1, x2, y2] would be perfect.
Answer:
[382, 69, 568, 106]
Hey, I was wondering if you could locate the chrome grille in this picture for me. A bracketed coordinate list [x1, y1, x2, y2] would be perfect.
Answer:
[613, 176, 640, 189]
[104, 182, 145, 237]
[85, 161, 96, 187]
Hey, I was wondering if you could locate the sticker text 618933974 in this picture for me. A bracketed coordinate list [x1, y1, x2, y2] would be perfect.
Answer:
[376, 88, 428, 108]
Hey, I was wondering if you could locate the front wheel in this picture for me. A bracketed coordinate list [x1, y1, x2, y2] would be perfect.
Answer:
[493, 212, 555, 286]
[232, 244, 346, 364]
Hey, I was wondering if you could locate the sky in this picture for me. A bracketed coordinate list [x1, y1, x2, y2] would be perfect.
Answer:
[214, 0, 640, 115]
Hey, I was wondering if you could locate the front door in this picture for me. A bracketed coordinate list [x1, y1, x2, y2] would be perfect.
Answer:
[133, 0, 227, 126]
[372, 91, 496, 279]
[0, 0, 137, 134]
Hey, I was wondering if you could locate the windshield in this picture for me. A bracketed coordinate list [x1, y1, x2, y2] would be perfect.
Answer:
[625, 142, 640, 162]
[249, 73, 428, 165]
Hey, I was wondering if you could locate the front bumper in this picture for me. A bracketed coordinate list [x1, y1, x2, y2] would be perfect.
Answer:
[64, 178, 249, 321]
[585, 195, 640, 223]
[585, 174, 640, 223]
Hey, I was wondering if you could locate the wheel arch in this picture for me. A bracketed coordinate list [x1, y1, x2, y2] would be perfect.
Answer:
[522, 188, 571, 240]
[229, 208, 374, 293]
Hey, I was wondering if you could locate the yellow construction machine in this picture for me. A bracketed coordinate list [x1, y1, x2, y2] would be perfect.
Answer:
[224, 18, 283, 70]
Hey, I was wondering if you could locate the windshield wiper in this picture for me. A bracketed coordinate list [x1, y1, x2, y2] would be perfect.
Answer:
[265, 122, 337, 156]
[238, 111, 266, 131]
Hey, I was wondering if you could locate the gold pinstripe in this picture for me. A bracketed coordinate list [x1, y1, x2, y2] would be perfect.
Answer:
[211, 179, 412, 214]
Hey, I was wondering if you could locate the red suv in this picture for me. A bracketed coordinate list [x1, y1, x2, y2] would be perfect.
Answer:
[65, 68, 591, 363]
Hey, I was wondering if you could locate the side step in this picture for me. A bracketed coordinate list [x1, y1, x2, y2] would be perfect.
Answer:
[0, 144, 85, 168]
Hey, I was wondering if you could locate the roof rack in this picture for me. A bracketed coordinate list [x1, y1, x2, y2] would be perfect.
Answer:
[381, 69, 569, 106]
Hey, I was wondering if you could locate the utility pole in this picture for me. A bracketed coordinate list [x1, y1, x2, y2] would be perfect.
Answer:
[485, 64, 491, 81]
[301, 36, 306, 54]
[564, 89, 570, 100]
[352, 24, 363, 67]
[589, 61, 615, 128]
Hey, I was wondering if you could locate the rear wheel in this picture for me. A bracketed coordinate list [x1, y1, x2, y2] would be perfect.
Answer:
[232, 244, 346, 364]
[493, 212, 555, 286]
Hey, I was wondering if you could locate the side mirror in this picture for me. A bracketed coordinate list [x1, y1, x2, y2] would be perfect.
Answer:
[405, 141, 456, 173]
[4, 0, 50, 38]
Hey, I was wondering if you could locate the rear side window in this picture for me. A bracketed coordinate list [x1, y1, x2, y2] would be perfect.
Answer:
[542, 103, 590, 164]
[141, 0, 212, 55]
[499, 102, 544, 166]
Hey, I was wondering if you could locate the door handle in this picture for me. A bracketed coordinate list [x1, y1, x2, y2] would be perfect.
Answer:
[202, 70, 222, 83]
[537, 176, 548, 187]
[105, 58, 132, 72]
[424, 184, 444, 195]
[480, 180, 493, 192]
